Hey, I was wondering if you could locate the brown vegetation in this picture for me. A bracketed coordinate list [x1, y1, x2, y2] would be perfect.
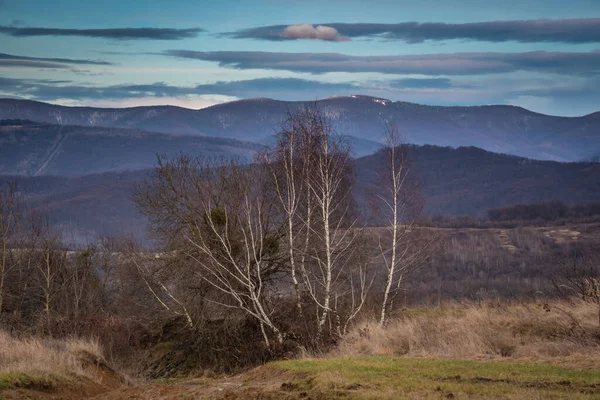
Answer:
[0, 331, 102, 379]
[0, 330, 124, 398]
[333, 299, 600, 366]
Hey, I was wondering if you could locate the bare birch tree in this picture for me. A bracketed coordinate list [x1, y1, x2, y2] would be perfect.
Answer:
[305, 117, 357, 337]
[263, 105, 369, 342]
[376, 124, 428, 325]
[261, 111, 307, 315]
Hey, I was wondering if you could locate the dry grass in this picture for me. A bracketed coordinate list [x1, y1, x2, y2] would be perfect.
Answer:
[0, 330, 105, 389]
[332, 299, 600, 366]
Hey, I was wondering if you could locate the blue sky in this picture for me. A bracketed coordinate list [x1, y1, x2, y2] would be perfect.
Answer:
[0, 0, 599, 115]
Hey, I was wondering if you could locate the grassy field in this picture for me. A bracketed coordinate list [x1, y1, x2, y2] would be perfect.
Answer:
[86, 356, 600, 399]
[1, 343, 599, 400]
[256, 356, 600, 399]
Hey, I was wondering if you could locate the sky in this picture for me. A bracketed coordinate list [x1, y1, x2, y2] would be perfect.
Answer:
[0, 0, 599, 115]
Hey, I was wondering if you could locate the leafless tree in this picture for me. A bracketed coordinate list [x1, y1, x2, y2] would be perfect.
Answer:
[553, 251, 600, 326]
[31, 217, 68, 332]
[261, 111, 307, 315]
[95, 235, 120, 309]
[126, 241, 195, 329]
[304, 116, 358, 338]
[0, 180, 25, 315]
[375, 124, 430, 325]
[265, 105, 368, 341]
[133, 106, 376, 348]
[134, 155, 286, 347]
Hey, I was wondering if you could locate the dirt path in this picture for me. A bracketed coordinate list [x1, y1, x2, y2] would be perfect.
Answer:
[90, 372, 285, 400]
[89, 365, 313, 400]
[91, 381, 233, 400]
[496, 229, 517, 252]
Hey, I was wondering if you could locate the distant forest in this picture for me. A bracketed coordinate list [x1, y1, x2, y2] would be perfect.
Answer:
[488, 201, 600, 222]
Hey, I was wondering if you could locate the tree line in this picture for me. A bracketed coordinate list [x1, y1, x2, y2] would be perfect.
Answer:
[488, 201, 600, 222]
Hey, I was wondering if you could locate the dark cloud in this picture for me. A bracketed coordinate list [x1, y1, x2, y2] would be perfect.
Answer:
[162, 50, 600, 76]
[0, 26, 204, 40]
[0, 60, 69, 69]
[0, 53, 113, 65]
[0, 77, 72, 92]
[0, 77, 356, 101]
[226, 18, 600, 44]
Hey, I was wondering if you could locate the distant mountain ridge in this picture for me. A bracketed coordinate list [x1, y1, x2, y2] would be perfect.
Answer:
[1, 96, 599, 161]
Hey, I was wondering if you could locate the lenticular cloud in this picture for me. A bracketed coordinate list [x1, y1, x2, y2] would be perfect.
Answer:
[281, 24, 350, 42]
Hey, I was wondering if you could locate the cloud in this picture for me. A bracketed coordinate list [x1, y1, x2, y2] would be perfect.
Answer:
[0, 77, 72, 92]
[0, 77, 357, 102]
[162, 50, 600, 76]
[194, 77, 356, 98]
[389, 78, 453, 89]
[226, 18, 600, 44]
[0, 26, 204, 40]
[54, 97, 227, 110]
[280, 24, 350, 41]
[0, 60, 70, 69]
[0, 52, 112, 65]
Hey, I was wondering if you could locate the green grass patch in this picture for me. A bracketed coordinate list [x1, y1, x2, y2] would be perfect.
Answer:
[271, 356, 600, 399]
[0, 372, 57, 391]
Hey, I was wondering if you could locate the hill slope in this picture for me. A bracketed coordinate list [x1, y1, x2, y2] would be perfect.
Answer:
[6, 145, 600, 241]
[357, 146, 600, 217]
[1, 97, 599, 161]
[0, 121, 262, 176]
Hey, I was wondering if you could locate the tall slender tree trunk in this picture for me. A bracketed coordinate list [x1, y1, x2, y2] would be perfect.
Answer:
[317, 168, 333, 337]
[44, 250, 51, 332]
[289, 217, 302, 315]
[380, 145, 399, 326]
[0, 236, 6, 314]
[380, 208, 397, 325]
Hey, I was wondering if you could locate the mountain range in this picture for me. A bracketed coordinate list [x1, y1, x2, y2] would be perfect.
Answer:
[1, 96, 599, 242]
[1, 96, 599, 161]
